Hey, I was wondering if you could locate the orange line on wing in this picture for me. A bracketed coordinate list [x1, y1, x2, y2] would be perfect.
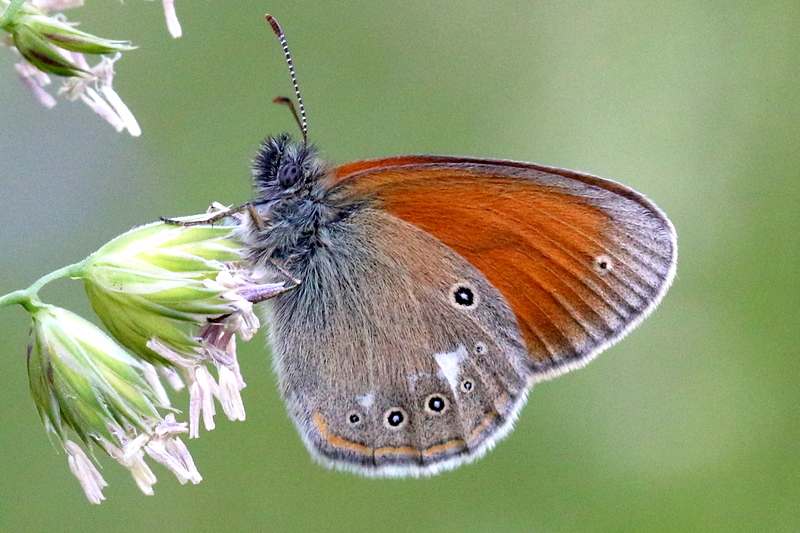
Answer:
[468, 412, 499, 444]
[313, 411, 478, 459]
[421, 439, 467, 457]
[374, 446, 420, 458]
[312, 412, 373, 455]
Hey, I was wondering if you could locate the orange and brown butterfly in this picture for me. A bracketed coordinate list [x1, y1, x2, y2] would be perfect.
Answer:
[196, 15, 677, 476]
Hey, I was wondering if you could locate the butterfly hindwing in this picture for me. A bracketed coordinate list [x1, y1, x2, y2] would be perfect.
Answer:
[266, 207, 533, 475]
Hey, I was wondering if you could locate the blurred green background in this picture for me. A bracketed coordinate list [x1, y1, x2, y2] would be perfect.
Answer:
[1, 1, 799, 531]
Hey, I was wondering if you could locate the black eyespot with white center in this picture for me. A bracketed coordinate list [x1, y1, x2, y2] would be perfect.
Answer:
[450, 282, 478, 309]
[347, 411, 363, 426]
[460, 379, 475, 394]
[383, 408, 407, 429]
[277, 162, 302, 188]
[474, 341, 488, 355]
[424, 394, 449, 415]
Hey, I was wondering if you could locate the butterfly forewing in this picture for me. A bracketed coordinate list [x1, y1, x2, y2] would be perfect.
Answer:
[331, 157, 677, 379]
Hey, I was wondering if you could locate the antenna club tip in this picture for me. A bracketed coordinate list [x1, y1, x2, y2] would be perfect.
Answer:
[264, 13, 308, 144]
[265, 14, 282, 36]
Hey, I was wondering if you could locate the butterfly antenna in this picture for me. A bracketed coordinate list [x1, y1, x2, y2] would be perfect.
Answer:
[265, 14, 308, 147]
[272, 96, 303, 136]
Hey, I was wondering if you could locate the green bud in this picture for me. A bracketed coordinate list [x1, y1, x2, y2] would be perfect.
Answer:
[27, 304, 204, 501]
[81, 220, 244, 365]
[6, 10, 134, 77]
[11, 20, 87, 77]
[27, 304, 163, 447]
[21, 14, 135, 55]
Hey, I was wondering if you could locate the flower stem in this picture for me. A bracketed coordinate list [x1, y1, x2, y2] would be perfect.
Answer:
[0, 261, 86, 312]
[0, 0, 27, 30]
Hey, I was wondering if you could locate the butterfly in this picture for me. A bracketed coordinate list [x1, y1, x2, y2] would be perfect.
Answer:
[201, 15, 676, 477]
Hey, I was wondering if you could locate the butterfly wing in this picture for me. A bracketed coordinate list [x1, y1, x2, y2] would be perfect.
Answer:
[267, 206, 534, 475]
[330, 156, 677, 380]
[268, 156, 675, 476]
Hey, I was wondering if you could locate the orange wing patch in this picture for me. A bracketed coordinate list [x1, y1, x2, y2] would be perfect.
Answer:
[331, 158, 674, 368]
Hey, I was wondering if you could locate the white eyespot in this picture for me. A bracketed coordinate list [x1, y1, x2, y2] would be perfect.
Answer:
[449, 282, 478, 309]
[460, 379, 475, 394]
[593, 254, 613, 274]
[383, 407, 408, 429]
[434, 345, 467, 391]
[473, 341, 488, 355]
[424, 394, 450, 415]
[356, 393, 374, 410]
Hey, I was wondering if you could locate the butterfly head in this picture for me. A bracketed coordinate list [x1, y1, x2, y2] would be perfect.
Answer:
[252, 133, 327, 202]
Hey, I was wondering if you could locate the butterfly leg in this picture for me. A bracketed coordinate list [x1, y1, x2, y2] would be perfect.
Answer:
[268, 259, 303, 288]
[241, 280, 298, 303]
[235, 260, 302, 305]
[160, 202, 266, 229]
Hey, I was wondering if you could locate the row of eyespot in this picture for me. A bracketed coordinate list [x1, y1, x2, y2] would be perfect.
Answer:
[339, 283, 481, 431]
[346, 379, 475, 429]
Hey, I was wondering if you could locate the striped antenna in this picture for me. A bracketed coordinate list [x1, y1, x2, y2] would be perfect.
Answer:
[265, 14, 308, 146]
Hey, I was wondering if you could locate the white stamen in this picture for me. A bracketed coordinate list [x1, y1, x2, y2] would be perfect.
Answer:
[31, 0, 84, 11]
[101, 84, 141, 136]
[80, 86, 125, 132]
[147, 338, 199, 369]
[141, 361, 171, 406]
[159, 364, 186, 391]
[145, 437, 201, 484]
[162, 0, 183, 38]
[189, 366, 217, 437]
[217, 366, 246, 421]
[15, 62, 56, 108]
[106, 443, 157, 496]
[146, 414, 202, 484]
[64, 440, 107, 504]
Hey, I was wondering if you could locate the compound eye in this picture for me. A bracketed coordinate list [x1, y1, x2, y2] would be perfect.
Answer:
[277, 162, 302, 187]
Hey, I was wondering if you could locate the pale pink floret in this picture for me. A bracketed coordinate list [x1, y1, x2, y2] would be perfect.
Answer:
[162, 0, 182, 38]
